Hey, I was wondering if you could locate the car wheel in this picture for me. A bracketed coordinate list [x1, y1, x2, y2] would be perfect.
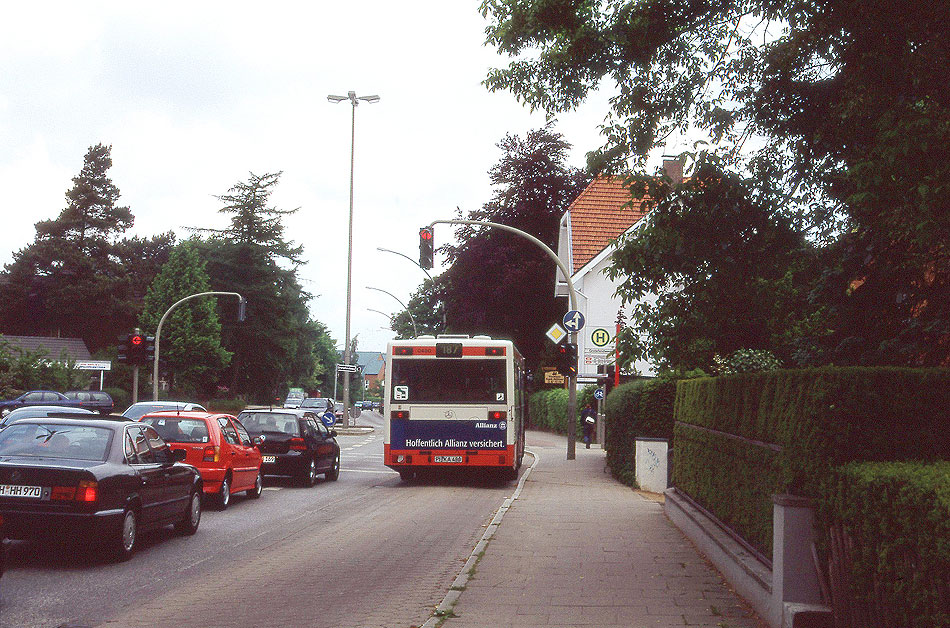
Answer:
[398, 469, 414, 483]
[300, 458, 317, 487]
[217, 475, 231, 510]
[246, 471, 263, 498]
[175, 489, 202, 535]
[325, 453, 340, 481]
[112, 508, 138, 562]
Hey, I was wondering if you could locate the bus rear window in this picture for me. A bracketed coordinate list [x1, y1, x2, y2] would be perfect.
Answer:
[391, 359, 506, 403]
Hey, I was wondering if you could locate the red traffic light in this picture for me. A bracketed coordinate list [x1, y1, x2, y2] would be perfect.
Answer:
[420, 228, 432, 241]
[130, 335, 144, 346]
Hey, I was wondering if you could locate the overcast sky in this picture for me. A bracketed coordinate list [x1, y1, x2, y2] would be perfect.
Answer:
[0, 1, 670, 354]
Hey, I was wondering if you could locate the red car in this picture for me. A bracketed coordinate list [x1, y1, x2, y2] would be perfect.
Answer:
[140, 411, 262, 510]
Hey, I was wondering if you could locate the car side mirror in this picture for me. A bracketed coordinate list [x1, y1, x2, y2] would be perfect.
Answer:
[329, 430, 338, 438]
[171, 448, 187, 462]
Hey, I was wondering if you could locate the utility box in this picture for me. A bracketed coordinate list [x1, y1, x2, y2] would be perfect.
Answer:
[635, 438, 669, 493]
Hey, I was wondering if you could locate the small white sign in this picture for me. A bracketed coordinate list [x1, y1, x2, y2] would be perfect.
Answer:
[74, 360, 111, 371]
[546, 323, 567, 344]
[394, 385, 409, 400]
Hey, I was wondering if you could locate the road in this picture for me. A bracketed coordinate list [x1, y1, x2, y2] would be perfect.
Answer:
[0, 411, 522, 628]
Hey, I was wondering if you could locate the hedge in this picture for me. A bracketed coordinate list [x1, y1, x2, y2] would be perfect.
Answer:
[818, 462, 950, 628]
[673, 367, 950, 558]
[527, 386, 596, 437]
[603, 379, 676, 487]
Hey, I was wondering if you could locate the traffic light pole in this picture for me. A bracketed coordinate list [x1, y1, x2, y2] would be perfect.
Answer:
[152, 291, 245, 401]
[428, 219, 579, 460]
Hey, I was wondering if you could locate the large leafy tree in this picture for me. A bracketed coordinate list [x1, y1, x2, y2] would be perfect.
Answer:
[0, 144, 173, 351]
[482, 0, 950, 366]
[138, 240, 232, 397]
[438, 126, 590, 370]
[390, 278, 445, 339]
[196, 172, 329, 402]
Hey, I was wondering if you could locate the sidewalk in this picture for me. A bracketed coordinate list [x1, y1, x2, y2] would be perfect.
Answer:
[435, 430, 768, 628]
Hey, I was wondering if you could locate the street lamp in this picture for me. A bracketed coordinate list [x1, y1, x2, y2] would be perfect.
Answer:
[366, 286, 417, 337]
[376, 247, 445, 332]
[328, 90, 379, 427]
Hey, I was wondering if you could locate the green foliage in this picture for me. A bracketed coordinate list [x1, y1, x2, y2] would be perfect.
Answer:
[390, 278, 444, 339]
[0, 340, 83, 395]
[713, 349, 782, 375]
[674, 367, 950, 557]
[481, 0, 950, 368]
[603, 380, 676, 487]
[205, 398, 247, 414]
[818, 462, 950, 628]
[437, 126, 590, 371]
[103, 386, 130, 412]
[527, 385, 597, 437]
[139, 240, 232, 397]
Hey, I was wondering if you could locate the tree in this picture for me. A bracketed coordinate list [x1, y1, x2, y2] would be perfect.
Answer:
[389, 278, 445, 339]
[195, 172, 329, 402]
[0, 144, 173, 351]
[438, 126, 590, 370]
[482, 0, 950, 366]
[138, 240, 232, 397]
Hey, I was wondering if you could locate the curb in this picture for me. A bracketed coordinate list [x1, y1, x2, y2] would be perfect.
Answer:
[420, 449, 540, 628]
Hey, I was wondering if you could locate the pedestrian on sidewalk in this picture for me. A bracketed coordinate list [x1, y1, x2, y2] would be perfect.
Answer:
[581, 404, 596, 448]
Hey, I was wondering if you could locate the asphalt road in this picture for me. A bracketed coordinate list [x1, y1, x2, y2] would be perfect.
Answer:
[0, 411, 522, 628]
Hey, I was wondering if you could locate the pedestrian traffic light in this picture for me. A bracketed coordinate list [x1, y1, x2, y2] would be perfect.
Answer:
[556, 342, 578, 378]
[419, 227, 434, 270]
[128, 333, 146, 366]
[117, 333, 130, 364]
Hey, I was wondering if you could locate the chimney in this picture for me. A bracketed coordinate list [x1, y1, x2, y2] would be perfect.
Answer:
[662, 157, 684, 185]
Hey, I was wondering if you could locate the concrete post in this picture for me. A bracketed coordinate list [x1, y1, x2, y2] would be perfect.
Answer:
[634, 438, 669, 493]
[772, 495, 823, 625]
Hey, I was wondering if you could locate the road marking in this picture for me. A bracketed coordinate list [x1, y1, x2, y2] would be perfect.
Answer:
[342, 468, 399, 475]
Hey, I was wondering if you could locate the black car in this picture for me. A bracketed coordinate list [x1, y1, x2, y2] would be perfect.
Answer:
[0, 405, 96, 430]
[0, 417, 202, 561]
[237, 409, 340, 486]
[64, 390, 114, 414]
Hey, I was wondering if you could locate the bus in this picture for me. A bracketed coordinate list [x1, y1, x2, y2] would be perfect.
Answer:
[383, 335, 526, 481]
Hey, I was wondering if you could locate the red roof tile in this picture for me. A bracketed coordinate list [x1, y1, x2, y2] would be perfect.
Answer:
[568, 176, 649, 271]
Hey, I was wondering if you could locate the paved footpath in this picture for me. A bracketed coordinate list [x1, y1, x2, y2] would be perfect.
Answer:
[439, 431, 768, 628]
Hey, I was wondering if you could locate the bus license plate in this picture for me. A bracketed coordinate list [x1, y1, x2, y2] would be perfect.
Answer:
[433, 456, 463, 463]
[0, 484, 43, 498]
[261, 456, 276, 464]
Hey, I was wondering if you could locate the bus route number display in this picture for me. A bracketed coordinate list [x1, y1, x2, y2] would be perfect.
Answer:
[436, 342, 463, 358]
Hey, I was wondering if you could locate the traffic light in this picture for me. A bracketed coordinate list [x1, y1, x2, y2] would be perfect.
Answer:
[117, 333, 130, 364]
[144, 336, 156, 363]
[419, 227, 434, 269]
[556, 342, 578, 378]
[128, 333, 146, 366]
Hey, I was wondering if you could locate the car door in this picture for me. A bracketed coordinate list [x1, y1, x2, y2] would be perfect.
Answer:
[229, 418, 261, 489]
[126, 425, 167, 524]
[142, 425, 192, 521]
[217, 417, 251, 491]
[310, 420, 335, 471]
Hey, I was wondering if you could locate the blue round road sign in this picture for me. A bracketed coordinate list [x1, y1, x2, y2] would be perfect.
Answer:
[594, 388, 605, 400]
[562, 310, 586, 332]
[321, 411, 336, 427]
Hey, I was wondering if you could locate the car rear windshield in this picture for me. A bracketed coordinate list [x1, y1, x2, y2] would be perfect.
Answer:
[238, 412, 301, 436]
[141, 417, 210, 443]
[0, 424, 113, 461]
[390, 358, 507, 404]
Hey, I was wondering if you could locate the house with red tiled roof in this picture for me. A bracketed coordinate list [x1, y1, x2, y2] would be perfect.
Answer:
[555, 160, 683, 378]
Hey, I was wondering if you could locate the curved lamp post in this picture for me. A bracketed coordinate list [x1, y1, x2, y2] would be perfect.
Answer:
[366, 286, 417, 337]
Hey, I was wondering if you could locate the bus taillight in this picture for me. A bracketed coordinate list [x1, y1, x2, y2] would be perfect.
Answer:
[489, 411, 507, 420]
[391, 410, 409, 419]
[393, 347, 413, 355]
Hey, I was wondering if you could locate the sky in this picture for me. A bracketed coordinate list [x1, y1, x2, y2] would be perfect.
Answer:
[0, 1, 669, 354]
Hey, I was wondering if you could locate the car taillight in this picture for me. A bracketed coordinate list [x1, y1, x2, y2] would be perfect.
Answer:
[51, 480, 98, 502]
[489, 411, 507, 420]
[289, 438, 307, 451]
[203, 445, 219, 462]
[391, 410, 409, 419]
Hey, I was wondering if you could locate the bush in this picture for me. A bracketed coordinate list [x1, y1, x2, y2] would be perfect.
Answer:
[527, 386, 597, 437]
[604, 379, 676, 487]
[104, 387, 130, 412]
[673, 367, 950, 557]
[818, 462, 950, 628]
[206, 398, 247, 414]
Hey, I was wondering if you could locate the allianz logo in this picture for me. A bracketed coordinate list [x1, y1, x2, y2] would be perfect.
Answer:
[475, 421, 506, 430]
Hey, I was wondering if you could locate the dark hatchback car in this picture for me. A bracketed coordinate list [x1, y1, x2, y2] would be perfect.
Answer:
[0, 417, 202, 561]
[0, 391, 80, 414]
[64, 390, 114, 414]
[237, 409, 340, 486]
[0, 405, 96, 430]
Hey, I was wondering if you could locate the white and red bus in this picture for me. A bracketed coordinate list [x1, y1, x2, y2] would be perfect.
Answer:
[384, 335, 526, 481]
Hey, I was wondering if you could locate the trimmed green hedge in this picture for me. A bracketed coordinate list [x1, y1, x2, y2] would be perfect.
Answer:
[206, 398, 247, 414]
[818, 462, 950, 628]
[674, 367, 950, 557]
[604, 379, 676, 487]
[527, 387, 596, 436]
